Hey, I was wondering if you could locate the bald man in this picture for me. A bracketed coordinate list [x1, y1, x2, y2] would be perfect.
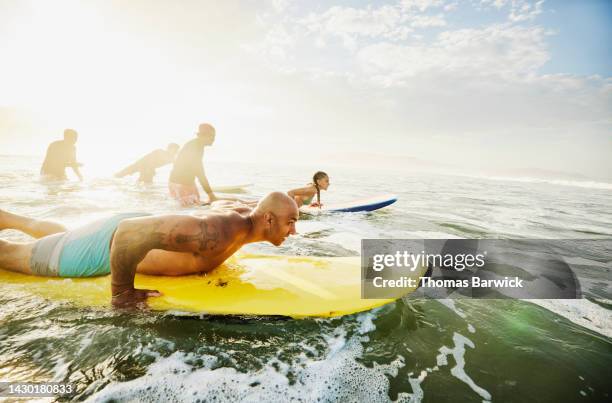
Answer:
[0, 192, 299, 306]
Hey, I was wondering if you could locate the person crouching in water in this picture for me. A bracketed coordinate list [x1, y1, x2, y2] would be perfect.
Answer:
[115, 143, 180, 184]
[287, 171, 329, 208]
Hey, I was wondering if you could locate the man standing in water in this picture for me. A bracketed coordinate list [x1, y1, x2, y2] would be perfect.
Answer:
[0, 192, 299, 307]
[115, 143, 180, 183]
[169, 123, 218, 206]
[40, 128, 83, 181]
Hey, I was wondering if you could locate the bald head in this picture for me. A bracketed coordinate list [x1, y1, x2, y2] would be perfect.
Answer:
[253, 192, 299, 246]
[255, 192, 298, 215]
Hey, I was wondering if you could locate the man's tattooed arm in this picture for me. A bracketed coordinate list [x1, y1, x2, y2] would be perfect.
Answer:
[109, 215, 224, 306]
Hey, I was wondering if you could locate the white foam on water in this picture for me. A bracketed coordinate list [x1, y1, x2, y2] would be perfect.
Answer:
[358, 311, 377, 334]
[86, 312, 428, 403]
[321, 327, 348, 358]
[317, 213, 409, 253]
[324, 231, 364, 253]
[435, 332, 491, 402]
[76, 331, 96, 356]
[399, 329, 491, 403]
[51, 357, 70, 382]
[525, 299, 612, 339]
[296, 220, 332, 235]
[139, 338, 179, 361]
[435, 352, 448, 367]
[396, 370, 427, 403]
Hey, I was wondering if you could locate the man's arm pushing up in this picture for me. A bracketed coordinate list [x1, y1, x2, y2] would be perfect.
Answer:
[109, 214, 223, 306]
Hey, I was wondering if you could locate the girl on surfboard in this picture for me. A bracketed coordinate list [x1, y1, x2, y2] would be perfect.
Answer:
[288, 171, 329, 208]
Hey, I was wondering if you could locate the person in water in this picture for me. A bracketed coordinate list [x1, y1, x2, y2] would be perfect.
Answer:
[0, 192, 299, 307]
[169, 123, 218, 206]
[40, 129, 83, 181]
[115, 143, 180, 184]
[287, 171, 330, 208]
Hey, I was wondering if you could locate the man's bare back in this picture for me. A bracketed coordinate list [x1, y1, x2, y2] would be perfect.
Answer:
[136, 201, 258, 276]
[132, 211, 250, 276]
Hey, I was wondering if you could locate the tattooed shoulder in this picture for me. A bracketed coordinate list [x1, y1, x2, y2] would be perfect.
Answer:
[169, 216, 225, 253]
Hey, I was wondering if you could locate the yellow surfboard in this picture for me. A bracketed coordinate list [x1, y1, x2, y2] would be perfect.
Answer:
[0, 254, 425, 318]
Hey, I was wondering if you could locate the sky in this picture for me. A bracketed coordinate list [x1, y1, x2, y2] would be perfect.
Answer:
[0, 0, 610, 179]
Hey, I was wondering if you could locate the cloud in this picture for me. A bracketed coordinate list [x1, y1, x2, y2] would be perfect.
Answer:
[479, 0, 544, 22]
[243, 0, 611, 178]
[480, 0, 509, 9]
[400, 0, 446, 12]
[300, 5, 410, 47]
[409, 14, 447, 28]
[255, 1, 455, 56]
[443, 2, 458, 12]
[356, 24, 549, 83]
[251, 1, 550, 77]
[508, 0, 544, 22]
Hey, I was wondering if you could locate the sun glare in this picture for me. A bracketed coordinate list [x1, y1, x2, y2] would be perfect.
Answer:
[1, 1, 253, 172]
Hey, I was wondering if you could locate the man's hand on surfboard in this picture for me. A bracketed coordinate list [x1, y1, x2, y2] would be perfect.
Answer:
[111, 288, 162, 307]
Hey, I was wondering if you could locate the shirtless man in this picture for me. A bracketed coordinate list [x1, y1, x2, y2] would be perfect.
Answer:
[0, 192, 298, 306]
[40, 128, 83, 181]
[115, 143, 180, 183]
[169, 123, 218, 206]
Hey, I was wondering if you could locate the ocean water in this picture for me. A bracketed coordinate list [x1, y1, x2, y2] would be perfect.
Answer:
[0, 154, 611, 402]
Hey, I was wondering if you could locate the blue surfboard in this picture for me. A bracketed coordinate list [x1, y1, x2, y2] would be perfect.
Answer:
[300, 194, 397, 214]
